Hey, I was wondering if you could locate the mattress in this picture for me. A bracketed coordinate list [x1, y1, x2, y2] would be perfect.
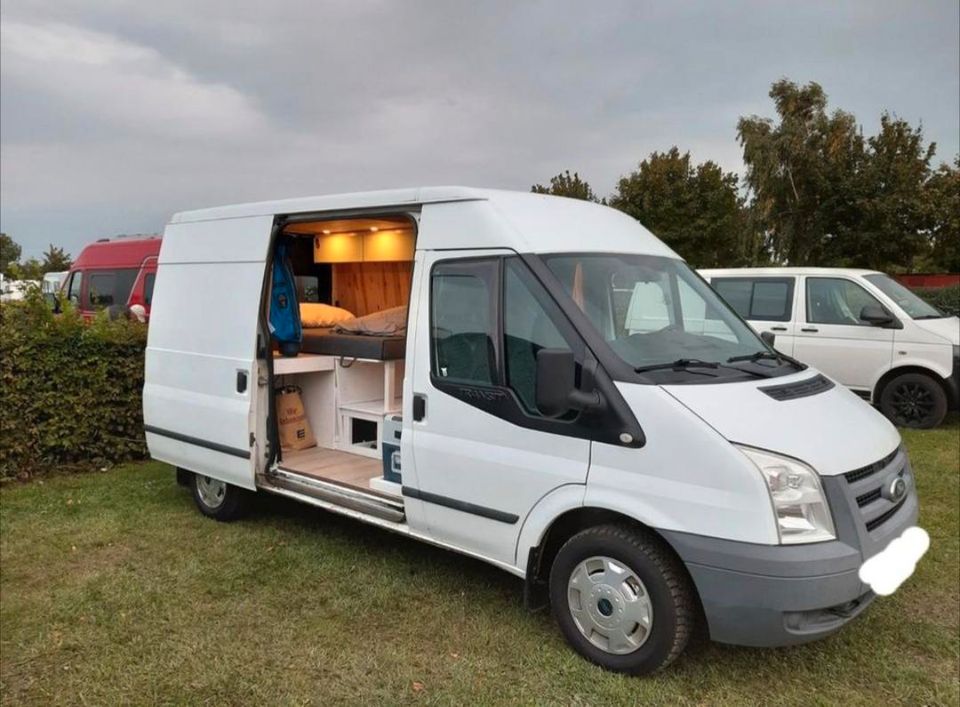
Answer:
[301, 328, 406, 360]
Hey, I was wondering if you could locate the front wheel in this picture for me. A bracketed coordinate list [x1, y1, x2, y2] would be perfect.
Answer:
[549, 525, 695, 675]
[879, 372, 947, 429]
[190, 472, 251, 521]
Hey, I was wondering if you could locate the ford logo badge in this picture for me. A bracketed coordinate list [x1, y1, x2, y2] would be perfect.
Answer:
[885, 477, 907, 502]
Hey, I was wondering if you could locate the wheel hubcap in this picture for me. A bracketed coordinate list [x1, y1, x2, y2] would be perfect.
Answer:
[196, 476, 227, 509]
[567, 556, 653, 655]
[891, 382, 934, 424]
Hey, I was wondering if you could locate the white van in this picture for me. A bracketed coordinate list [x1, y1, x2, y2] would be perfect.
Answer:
[145, 189, 921, 675]
[700, 268, 959, 429]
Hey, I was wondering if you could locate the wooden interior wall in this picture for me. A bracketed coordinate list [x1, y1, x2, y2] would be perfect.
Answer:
[332, 262, 413, 316]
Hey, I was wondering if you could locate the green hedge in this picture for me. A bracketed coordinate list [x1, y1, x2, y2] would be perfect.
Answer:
[0, 293, 148, 479]
[912, 284, 960, 317]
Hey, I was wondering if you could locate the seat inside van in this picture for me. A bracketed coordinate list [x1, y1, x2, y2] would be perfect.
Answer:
[268, 215, 415, 498]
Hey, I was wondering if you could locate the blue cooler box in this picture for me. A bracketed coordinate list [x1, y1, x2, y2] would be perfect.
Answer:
[381, 415, 402, 483]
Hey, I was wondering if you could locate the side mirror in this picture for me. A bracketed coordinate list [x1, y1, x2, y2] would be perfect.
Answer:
[535, 349, 604, 417]
[860, 304, 894, 327]
[760, 331, 776, 348]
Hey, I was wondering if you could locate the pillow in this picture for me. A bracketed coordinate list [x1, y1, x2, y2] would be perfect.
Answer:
[335, 305, 408, 336]
[299, 302, 355, 328]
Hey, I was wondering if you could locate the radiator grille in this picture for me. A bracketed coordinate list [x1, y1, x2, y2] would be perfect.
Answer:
[843, 447, 908, 534]
[844, 447, 900, 484]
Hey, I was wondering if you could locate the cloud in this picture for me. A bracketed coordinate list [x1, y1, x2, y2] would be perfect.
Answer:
[1, 1, 958, 258]
[1, 20, 268, 140]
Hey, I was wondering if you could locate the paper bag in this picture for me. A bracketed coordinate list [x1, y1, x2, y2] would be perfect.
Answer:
[276, 386, 316, 450]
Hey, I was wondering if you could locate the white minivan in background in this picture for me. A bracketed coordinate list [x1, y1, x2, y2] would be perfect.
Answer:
[700, 268, 959, 429]
[144, 189, 922, 675]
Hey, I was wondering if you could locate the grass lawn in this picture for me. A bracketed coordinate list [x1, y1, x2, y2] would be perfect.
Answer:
[2, 419, 958, 706]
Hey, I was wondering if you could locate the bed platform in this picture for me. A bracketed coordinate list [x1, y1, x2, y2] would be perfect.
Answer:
[300, 328, 406, 360]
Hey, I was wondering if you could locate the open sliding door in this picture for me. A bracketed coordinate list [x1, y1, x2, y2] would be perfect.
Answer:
[144, 215, 274, 490]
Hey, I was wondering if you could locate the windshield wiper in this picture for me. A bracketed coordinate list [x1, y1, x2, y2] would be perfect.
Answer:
[727, 350, 804, 370]
[634, 358, 721, 375]
[634, 358, 769, 378]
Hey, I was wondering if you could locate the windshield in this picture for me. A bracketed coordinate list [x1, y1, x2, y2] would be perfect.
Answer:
[544, 254, 771, 371]
[864, 274, 945, 319]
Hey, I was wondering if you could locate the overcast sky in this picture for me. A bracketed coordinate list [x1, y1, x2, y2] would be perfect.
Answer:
[2, 0, 958, 259]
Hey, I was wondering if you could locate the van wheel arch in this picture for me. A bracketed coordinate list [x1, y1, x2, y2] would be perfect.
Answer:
[874, 365, 949, 405]
[523, 507, 704, 622]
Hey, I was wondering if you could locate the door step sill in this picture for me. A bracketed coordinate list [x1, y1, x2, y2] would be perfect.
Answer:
[267, 467, 405, 523]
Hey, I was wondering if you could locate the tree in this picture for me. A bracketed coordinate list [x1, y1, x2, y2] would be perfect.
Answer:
[8, 258, 44, 281]
[737, 80, 865, 266]
[924, 157, 960, 272]
[607, 148, 753, 267]
[0, 234, 22, 276]
[738, 79, 940, 271]
[41, 244, 73, 273]
[531, 170, 599, 202]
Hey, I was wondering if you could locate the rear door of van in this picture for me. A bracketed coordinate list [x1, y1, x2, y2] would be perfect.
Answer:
[143, 216, 273, 490]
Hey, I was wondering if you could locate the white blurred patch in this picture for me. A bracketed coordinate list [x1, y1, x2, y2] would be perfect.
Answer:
[859, 526, 929, 596]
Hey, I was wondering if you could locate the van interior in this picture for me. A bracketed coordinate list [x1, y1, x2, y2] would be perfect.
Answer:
[266, 215, 415, 508]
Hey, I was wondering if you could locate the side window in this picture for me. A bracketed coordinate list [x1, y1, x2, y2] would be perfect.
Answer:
[503, 258, 571, 413]
[712, 279, 752, 318]
[713, 278, 794, 322]
[87, 272, 116, 307]
[143, 273, 156, 306]
[430, 260, 497, 386]
[806, 278, 882, 326]
[88, 268, 139, 309]
[751, 280, 792, 320]
[67, 271, 83, 304]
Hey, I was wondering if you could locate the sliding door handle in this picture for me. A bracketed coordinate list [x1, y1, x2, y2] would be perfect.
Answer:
[801, 327, 819, 333]
[413, 394, 426, 422]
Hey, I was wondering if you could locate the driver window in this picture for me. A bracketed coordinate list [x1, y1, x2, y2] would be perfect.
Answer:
[806, 278, 882, 326]
[430, 260, 497, 386]
[503, 258, 571, 413]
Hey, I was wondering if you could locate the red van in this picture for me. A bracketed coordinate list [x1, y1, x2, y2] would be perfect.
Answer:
[62, 236, 161, 321]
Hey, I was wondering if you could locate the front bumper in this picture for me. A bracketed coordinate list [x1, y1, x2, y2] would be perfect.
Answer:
[660, 449, 919, 647]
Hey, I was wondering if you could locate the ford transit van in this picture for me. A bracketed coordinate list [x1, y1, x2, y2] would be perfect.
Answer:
[700, 268, 959, 429]
[144, 188, 922, 675]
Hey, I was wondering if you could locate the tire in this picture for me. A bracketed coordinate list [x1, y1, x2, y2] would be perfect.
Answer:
[879, 372, 948, 429]
[549, 524, 695, 675]
[190, 472, 251, 521]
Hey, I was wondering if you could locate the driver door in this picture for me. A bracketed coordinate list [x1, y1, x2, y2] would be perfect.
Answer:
[406, 250, 591, 567]
[793, 276, 894, 391]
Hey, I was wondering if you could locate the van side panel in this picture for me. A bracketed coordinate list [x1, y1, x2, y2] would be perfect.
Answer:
[586, 384, 779, 545]
[144, 216, 273, 490]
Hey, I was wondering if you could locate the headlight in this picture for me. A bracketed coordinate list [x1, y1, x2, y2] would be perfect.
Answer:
[736, 445, 836, 544]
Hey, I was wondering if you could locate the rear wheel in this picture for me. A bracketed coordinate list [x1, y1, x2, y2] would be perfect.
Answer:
[879, 372, 947, 429]
[549, 524, 695, 675]
[190, 473, 251, 521]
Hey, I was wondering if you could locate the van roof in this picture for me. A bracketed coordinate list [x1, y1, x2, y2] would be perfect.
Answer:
[699, 267, 884, 277]
[171, 186, 487, 223]
[169, 187, 679, 259]
[72, 236, 162, 269]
